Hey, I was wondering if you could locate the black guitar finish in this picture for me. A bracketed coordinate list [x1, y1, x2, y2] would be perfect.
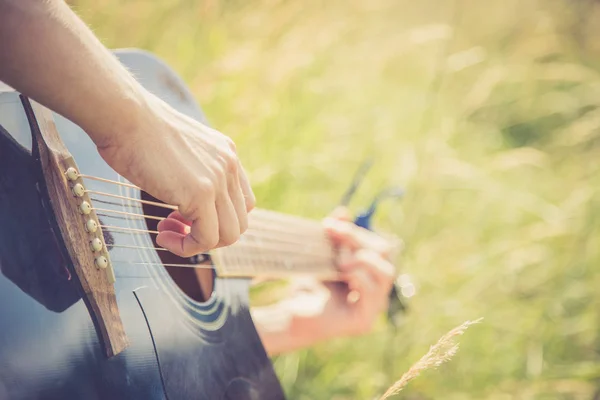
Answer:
[0, 50, 285, 400]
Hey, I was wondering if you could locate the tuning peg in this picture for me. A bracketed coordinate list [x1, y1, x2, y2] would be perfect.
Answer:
[338, 161, 412, 326]
[352, 186, 409, 326]
[353, 186, 404, 230]
[339, 158, 374, 207]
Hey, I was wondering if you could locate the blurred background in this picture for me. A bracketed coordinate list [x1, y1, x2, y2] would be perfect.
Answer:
[69, 0, 600, 398]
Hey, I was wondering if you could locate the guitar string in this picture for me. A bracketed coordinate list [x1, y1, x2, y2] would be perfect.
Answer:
[104, 234, 333, 260]
[95, 210, 337, 271]
[94, 209, 333, 251]
[88, 189, 325, 235]
[100, 224, 159, 235]
[88, 194, 331, 242]
[111, 244, 170, 252]
[78, 174, 341, 271]
[110, 236, 332, 256]
[93, 207, 166, 221]
[107, 246, 335, 275]
[94, 219, 336, 268]
[103, 226, 334, 256]
[94, 208, 337, 267]
[98, 215, 333, 246]
[79, 172, 326, 228]
[78, 174, 140, 189]
[81, 172, 311, 233]
[107, 240, 334, 260]
[110, 261, 338, 284]
[84, 182, 322, 229]
[78, 176, 331, 333]
[104, 231, 335, 261]
[111, 260, 336, 271]
[98, 211, 334, 250]
[85, 190, 177, 210]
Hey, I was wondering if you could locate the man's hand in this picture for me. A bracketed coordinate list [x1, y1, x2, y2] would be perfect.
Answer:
[318, 208, 397, 336]
[253, 208, 400, 355]
[97, 92, 255, 257]
[0, 0, 254, 257]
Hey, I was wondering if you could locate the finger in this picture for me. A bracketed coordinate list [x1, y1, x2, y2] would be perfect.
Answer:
[215, 189, 240, 247]
[157, 200, 219, 257]
[328, 206, 352, 222]
[157, 217, 189, 235]
[155, 230, 186, 254]
[323, 218, 391, 255]
[228, 169, 248, 234]
[164, 211, 192, 226]
[340, 268, 378, 298]
[339, 249, 395, 289]
[237, 161, 256, 212]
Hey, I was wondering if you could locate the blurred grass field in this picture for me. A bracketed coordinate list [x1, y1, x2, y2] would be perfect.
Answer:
[70, 0, 600, 398]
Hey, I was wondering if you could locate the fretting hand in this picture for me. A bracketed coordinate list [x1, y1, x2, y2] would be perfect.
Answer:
[318, 208, 398, 336]
[253, 207, 400, 355]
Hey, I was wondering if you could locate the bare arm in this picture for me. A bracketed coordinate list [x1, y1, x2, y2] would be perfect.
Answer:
[0, 0, 144, 146]
[0, 0, 255, 256]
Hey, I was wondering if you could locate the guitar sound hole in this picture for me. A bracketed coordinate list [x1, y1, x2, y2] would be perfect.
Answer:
[141, 191, 214, 302]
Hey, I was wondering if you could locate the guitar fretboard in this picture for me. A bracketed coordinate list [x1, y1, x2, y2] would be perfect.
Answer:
[211, 209, 337, 280]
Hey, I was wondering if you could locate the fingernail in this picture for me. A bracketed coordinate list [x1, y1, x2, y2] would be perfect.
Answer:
[323, 217, 343, 229]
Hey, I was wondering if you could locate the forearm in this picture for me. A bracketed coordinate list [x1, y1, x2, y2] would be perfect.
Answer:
[252, 300, 336, 356]
[0, 0, 146, 146]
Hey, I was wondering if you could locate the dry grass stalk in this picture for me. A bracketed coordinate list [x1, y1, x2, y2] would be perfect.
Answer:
[379, 318, 483, 400]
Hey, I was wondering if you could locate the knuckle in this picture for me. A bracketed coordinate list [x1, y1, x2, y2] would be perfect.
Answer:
[179, 240, 196, 257]
[343, 222, 357, 237]
[245, 194, 256, 211]
[204, 235, 220, 250]
[219, 232, 239, 247]
[211, 163, 227, 182]
[225, 137, 237, 153]
[226, 157, 238, 175]
[382, 263, 396, 280]
[355, 248, 374, 263]
[238, 219, 248, 235]
[220, 150, 238, 173]
[196, 179, 216, 197]
[181, 248, 197, 258]
[179, 203, 200, 221]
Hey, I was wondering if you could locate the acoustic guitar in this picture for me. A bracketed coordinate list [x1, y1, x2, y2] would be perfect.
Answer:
[0, 49, 407, 400]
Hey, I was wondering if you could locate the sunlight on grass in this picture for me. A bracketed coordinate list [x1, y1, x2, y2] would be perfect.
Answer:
[70, 0, 600, 397]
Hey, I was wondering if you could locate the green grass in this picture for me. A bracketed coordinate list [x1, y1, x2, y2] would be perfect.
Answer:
[70, 0, 600, 398]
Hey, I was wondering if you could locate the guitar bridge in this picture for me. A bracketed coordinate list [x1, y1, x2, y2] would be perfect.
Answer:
[21, 96, 129, 358]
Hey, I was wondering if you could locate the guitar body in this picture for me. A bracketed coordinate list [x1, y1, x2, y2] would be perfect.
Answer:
[0, 50, 284, 400]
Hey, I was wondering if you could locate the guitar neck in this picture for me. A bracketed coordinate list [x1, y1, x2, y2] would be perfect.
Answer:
[211, 209, 338, 280]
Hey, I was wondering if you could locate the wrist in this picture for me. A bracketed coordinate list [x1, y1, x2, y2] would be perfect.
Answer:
[253, 296, 340, 356]
[83, 74, 153, 150]
[286, 304, 338, 344]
